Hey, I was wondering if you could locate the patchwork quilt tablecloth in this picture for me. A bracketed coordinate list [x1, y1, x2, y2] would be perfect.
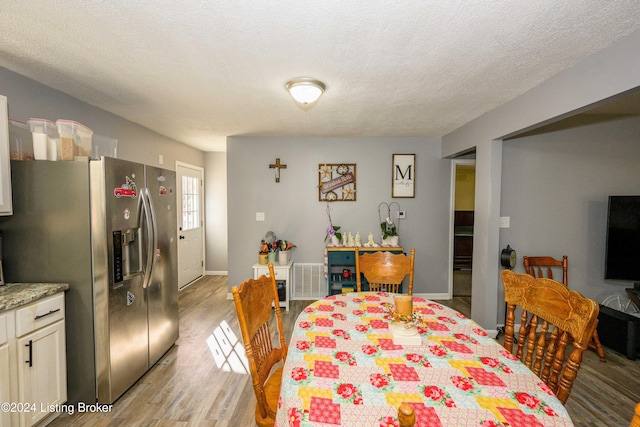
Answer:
[275, 292, 574, 427]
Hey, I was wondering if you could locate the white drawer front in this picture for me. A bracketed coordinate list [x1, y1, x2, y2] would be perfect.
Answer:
[273, 269, 288, 280]
[15, 293, 65, 337]
[0, 313, 6, 345]
[256, 268, 287, 280]
[254, 267, 269, 278]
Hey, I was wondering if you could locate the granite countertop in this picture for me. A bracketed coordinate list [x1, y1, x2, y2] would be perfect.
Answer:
[0, 283, 70, 312]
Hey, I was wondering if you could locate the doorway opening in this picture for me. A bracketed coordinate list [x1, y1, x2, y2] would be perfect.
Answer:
[451, 159, 475, 304]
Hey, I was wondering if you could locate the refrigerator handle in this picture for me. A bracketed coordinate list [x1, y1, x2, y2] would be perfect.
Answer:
[145, 187, 159, 287]
[141, 188, 154, 289]
[147, 188, 159, 257]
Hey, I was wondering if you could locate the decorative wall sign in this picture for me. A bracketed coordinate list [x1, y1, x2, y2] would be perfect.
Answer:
[392, 154, 415, 198]
[318, 163, 357, 202]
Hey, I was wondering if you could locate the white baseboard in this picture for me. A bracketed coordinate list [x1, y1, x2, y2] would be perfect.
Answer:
[206, 270, 228, 276]
[418, 292, 451, 300]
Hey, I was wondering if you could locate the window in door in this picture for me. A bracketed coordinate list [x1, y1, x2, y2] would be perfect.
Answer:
[181, 175, 200, 231]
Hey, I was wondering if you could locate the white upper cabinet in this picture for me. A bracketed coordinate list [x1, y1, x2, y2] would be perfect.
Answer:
[0, 95, 12, 215]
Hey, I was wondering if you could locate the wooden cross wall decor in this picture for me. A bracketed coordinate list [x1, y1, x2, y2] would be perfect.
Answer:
[269, 158, 287, 182]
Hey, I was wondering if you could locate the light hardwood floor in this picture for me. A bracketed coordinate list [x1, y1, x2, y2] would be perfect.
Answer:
[51, 275, 640, 426]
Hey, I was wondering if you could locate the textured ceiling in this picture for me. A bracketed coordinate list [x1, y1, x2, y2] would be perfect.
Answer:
[1, 1, 640, 152]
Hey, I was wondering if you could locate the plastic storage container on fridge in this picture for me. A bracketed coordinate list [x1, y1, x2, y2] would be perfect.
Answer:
[27, 118, 58, 160]
[93, 135, 118, 158]
[56, 120, 93, 159]
[8, 119, 34, 160]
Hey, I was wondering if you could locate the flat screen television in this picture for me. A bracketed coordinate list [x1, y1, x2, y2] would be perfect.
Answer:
[605, 195, 640, 286]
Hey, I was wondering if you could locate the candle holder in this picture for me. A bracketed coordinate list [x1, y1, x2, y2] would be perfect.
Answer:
[384, 305, 422, 329]
[384, 299, 423, 345]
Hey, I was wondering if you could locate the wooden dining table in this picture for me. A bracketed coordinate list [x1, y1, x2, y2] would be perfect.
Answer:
[275, 292, 575, 427]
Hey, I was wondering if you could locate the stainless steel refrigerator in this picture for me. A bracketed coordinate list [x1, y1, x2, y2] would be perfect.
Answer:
[0, 157, 179, 404]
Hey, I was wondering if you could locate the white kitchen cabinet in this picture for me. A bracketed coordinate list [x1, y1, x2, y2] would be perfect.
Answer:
[8, 293, 67, 427]
[17, 322, 66, 426]
[0, 95, 12, 216]
[0, 313, 10, 427]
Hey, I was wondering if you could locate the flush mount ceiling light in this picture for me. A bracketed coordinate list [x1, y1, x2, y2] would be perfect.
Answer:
[286, 78, 326, 104]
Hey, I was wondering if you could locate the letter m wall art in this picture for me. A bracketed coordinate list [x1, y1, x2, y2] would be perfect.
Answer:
[392, 154, 415, 198]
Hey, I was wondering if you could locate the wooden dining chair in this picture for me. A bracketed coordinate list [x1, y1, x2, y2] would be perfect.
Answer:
[231, 263, 287, 427]
[355, 248, 415, 294]
[523, 255, 568, 284]
[523, 255, 606, 362]
[630, 402, 640, 427]
[501, 270, 599, 405]
[398, 403, 415, 427]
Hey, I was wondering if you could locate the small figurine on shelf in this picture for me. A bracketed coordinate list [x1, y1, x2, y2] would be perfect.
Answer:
[364, 232, 379, 247]
[355, 232, 361, 247]
[348, 232, 355, 247]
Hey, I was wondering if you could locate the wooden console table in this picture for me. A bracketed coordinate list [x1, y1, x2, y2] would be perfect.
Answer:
[325, 246, 404, 295]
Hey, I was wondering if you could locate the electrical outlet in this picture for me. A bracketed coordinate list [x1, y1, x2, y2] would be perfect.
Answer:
[256, 212, 265, 221]
[499, 216, 510, 228]
[397, 211, 406, 219]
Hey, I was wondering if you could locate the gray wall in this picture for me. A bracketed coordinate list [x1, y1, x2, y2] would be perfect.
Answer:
[226, 136, 451, 295]
[441, 28, 640, 329]
[205, 151, 228, 273]
[0, 67, 204, 169]
[500, 115, 640, 317]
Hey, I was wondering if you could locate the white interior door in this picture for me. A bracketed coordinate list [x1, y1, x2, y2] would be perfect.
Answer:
[176, 162, 204, 289]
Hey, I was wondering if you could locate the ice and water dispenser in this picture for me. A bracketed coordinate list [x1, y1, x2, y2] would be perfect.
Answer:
[112, 228, 142, 287]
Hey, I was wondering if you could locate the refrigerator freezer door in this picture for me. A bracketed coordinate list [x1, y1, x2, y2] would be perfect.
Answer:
[145, 165, 179, 366]
[92, 157, 149, 403]
[4, 160, 95, 404]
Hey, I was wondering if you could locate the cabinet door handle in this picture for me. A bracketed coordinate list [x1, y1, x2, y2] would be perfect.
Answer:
[25, 340, 33, 367]
[34, 308, 60, 320]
